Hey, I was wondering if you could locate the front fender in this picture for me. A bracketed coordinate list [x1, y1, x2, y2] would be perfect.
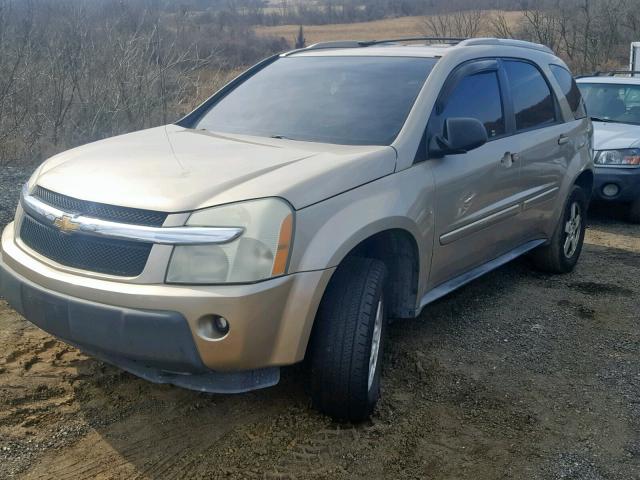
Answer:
[288, 163, 436, 299]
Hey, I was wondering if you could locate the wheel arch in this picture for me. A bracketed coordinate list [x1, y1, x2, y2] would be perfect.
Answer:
[302, 226, 421, 367]
[339, 228, 421, 319]
[574, 168, 594, 196]
[307, 224, 422, 327]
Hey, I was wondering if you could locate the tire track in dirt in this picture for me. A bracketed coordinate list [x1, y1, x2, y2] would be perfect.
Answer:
[22, 400, 274, 479]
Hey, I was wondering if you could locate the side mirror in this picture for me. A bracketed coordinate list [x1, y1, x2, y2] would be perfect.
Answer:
[429, 117, 488, 158]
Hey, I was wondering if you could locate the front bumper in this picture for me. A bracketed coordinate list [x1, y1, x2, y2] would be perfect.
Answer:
[1, 222, 334, 390]
[592, 166, 640, 203]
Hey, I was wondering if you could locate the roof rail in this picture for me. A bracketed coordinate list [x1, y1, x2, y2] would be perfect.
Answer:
[355, 37, 467, 47]
[588, 70, 640, 77]
[283, 37, 467, 55]
[284, 37, 555, 56]
[459, 38, 554, 54]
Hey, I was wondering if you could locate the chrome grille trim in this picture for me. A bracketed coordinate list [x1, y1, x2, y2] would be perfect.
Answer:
[21, 184, 243, 245]
[33, 186, 168, 227]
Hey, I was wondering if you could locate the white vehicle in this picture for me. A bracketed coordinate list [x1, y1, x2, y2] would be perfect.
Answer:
[630, 43, 640, 73]
[576, 72, 640, 222]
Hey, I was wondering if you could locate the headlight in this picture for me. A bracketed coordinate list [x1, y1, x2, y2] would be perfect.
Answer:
[15, 168, 42, 224]
[595, 149, 640, 166]
[166, 198, 293, 284]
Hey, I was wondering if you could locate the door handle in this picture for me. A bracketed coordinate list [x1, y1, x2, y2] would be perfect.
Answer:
[501, 152, 519, 167]
[558, 134, 570, 145]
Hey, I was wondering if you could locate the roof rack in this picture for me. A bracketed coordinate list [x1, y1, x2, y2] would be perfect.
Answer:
[458, 38, 553, 54]
[283, 37, 466, 55]
[284, 37, 554, 56]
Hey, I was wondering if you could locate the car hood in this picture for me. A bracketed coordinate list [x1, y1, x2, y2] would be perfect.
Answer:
[33, 125, 396, 212]
[592, 122, 640, 150]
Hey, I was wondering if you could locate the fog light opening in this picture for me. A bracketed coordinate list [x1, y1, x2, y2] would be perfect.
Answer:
[197, 314, 230, 340]
[602, 183, 619, 197]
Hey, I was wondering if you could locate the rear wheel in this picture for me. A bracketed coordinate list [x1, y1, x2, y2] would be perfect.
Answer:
[530, 185, 588, 273]
[629, 197, 640, 224]
[309, 257, 387, 422]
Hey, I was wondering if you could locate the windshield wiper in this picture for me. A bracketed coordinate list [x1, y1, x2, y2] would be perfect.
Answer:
[590, 116, 618, 123]
[270, 134, 294, 140]
[590, 117, 640, 125]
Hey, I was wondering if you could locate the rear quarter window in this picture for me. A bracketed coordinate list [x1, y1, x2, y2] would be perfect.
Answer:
[550, 64, 587, 120]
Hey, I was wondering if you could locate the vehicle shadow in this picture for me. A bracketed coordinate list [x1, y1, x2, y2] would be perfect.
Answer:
[589, 202, 633, 224]
[24, 355, 312, 478]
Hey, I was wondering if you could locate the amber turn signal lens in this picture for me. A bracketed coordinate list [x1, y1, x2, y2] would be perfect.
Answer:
[272, 213, 293, 276]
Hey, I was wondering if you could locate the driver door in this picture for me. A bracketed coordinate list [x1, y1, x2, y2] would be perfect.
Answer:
[426, 59, 525, 288]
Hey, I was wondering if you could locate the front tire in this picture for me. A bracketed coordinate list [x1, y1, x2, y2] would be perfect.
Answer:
[530, 185, 588, 273]
[310, 257, 387, 422]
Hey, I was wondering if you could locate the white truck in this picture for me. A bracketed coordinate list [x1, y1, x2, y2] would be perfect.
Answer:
[631, 42, 640, 75]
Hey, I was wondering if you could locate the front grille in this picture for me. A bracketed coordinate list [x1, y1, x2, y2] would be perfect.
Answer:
[20, 215, 152, 277]
[33, 186, 167, 227]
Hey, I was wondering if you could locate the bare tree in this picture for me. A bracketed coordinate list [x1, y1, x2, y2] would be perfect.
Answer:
[521, 8, 561, 51]
[512, 0, 636, 74]
[294, 25, 306, 48]
[0, 0, 279, 165]
[423, 9, 487, 38]
[489, 12, 515, 39]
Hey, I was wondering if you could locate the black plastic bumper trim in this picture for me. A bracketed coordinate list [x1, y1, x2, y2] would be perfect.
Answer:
[0, 258, 280, 393]
[593, 167, 640, 203]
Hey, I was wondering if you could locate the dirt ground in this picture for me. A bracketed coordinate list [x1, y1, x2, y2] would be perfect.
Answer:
[1, 207, 639, 480]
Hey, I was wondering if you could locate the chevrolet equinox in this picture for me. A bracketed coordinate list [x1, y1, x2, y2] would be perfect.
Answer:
[0, 37, 594, 421]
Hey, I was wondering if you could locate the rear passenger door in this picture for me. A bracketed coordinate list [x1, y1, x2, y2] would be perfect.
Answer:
[501, 59, 579, 239]
[427, 60, 524, 288]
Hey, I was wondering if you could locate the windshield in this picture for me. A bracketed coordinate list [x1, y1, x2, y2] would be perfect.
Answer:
[195, 56, 437, 146]
[578, 82, 640, 125]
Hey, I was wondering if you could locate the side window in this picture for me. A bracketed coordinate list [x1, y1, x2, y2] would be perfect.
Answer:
[440, 71, 505, 138]
[550, 64, 587, 119]
[504, 60, 556, 130]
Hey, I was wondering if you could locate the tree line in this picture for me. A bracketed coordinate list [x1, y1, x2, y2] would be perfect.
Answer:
[498, 0, 639, 74]
[0, 0, 638, 165]
[421, 0, 638, 73]
[0, 0, 286, 165]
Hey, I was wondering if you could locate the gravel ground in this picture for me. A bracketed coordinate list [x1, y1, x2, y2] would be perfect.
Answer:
[0, 168, 639, 479]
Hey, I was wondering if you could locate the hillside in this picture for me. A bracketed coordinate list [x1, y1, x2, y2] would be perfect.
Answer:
[255, 11, 523, 44]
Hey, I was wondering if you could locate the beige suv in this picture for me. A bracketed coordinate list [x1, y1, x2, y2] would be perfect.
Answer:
[0, 38, 593, 420]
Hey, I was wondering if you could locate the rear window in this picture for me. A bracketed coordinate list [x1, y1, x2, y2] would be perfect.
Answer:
[195, 56, 438, 146]
[550, 64, 587, 119]
[504, 60, 556, 131]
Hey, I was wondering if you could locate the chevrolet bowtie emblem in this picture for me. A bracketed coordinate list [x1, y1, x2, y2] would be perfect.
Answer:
[54, 215, 80, 233]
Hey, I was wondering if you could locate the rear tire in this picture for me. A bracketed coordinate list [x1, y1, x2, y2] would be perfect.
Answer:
[310, 257, 387, 422]
[629, 198, 640, 224]
[530, 185, 588, 274]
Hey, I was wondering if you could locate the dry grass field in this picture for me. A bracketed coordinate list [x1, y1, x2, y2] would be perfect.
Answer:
[255, 11, 523, 44]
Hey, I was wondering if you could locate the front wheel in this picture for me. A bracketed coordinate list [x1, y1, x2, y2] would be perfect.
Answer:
[529, 185, 588, 273]
[309, 257, 387, 422]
